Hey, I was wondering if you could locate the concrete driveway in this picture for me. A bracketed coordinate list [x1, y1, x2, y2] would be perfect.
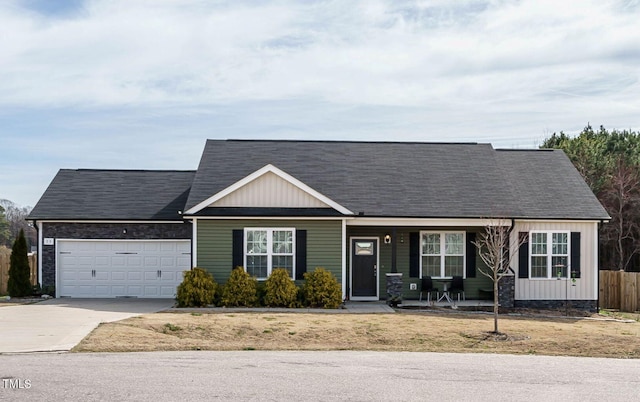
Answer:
[0, 298, 173, 353]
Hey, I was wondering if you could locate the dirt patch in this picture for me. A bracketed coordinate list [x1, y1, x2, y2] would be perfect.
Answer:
[73, 310, 640, 358]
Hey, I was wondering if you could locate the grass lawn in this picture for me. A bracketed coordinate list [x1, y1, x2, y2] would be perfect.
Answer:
[74, 309, 640, 358]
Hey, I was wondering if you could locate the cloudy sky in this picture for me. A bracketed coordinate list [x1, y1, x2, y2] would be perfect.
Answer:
[1, 0, 639, 208]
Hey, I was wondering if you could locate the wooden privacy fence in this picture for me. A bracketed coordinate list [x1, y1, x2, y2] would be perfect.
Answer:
[0, 253, 38, 295]
[599, 270, 640, 312]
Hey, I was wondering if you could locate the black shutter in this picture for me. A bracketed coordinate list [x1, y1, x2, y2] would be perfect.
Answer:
[518, 232, 529, 278]
[409, 232, 420, 278]
[466, 232, 476, 278]
[232, 229, 244, 270]
[295, 230, 307, 280]
[571, 232, 581, 278]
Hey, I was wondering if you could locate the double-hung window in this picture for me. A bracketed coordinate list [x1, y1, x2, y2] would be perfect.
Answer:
[420, 231, 465, 278]
[245, 228, 295, 280]
[530, 231, 569, 279]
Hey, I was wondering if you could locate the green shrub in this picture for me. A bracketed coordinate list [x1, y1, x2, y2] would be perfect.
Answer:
[221, 267, 258, 307]
[301, 267, 343, 309]
[263, 268, 298, 307]
[176, 267, 217, 307]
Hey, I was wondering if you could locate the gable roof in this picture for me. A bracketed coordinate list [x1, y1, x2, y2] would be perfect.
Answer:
[186, 140, 609, 220]
[186, 163, 353, 215]
[28, 169, 195, 221]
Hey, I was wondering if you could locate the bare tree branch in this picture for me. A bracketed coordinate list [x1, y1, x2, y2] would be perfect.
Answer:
[599, 158, 640, 271]
[473, 219, 528, 333]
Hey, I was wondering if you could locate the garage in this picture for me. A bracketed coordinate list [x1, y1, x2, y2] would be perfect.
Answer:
[57, 240, 191, 298]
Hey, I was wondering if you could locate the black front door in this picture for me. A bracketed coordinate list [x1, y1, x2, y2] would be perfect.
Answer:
[351, 238, 378, 298]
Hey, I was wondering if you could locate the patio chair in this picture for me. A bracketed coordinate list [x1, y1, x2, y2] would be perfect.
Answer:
[449, 275, 465, 301]
[419, 276, 439, 303]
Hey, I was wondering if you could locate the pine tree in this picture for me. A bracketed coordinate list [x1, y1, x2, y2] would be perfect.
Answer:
[8, 229, 32, 297]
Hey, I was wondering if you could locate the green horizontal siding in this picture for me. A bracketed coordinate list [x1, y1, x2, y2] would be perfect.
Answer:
[197, 219, 343, 284]
[347, 228, 408, 297]
[198, 221, 500, 299]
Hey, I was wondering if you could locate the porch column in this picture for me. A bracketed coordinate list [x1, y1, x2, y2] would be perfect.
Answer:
[341, 218, 347, 300]
[391, 227, 397, 273]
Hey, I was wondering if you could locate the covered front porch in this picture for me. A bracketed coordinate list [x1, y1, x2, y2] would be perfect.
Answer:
[345, 220, 504, 304]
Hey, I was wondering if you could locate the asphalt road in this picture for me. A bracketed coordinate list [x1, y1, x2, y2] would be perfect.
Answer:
[1, 351, 638, 401]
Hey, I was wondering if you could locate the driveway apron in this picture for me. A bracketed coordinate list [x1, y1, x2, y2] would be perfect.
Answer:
[0, 299, 173, 353]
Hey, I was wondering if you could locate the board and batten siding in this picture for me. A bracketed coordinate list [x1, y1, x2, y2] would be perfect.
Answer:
[210, 172, 329, 208]
[196, 219, 343, 284]
[513, 221, 598, 301]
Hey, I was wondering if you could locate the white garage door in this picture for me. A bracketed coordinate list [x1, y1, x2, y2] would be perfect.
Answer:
[58, 240, 191, 298]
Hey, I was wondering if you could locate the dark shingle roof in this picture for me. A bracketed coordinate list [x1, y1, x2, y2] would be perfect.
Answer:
[29, 169, 196, 220]
[495, 149, 609, 219]
[29, 140, 609, 222]
[186, 140, 609, 220]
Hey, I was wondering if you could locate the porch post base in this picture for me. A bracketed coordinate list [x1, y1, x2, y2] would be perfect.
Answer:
[386, 273, 403, 306]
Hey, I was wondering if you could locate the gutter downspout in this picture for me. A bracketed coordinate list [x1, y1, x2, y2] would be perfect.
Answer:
[508, 218, 516, 269]
[191, 217, 197, 269]
[506, 218, 517, 306]
[342, 219, 347, 301]
[32, 220, 41, 287]
[597, 220, 603, 312]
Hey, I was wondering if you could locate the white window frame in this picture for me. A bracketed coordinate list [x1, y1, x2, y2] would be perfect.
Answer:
[244, 228, 296, 280]
[529, 230, 571, 279]
[419, 231, 466, 279]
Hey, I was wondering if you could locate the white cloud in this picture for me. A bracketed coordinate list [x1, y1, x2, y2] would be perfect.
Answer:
[1, 0, 639, 206]
[0, 0, 637, 109]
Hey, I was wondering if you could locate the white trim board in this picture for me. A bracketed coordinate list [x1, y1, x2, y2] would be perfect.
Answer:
[183, 216, 344, 221]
